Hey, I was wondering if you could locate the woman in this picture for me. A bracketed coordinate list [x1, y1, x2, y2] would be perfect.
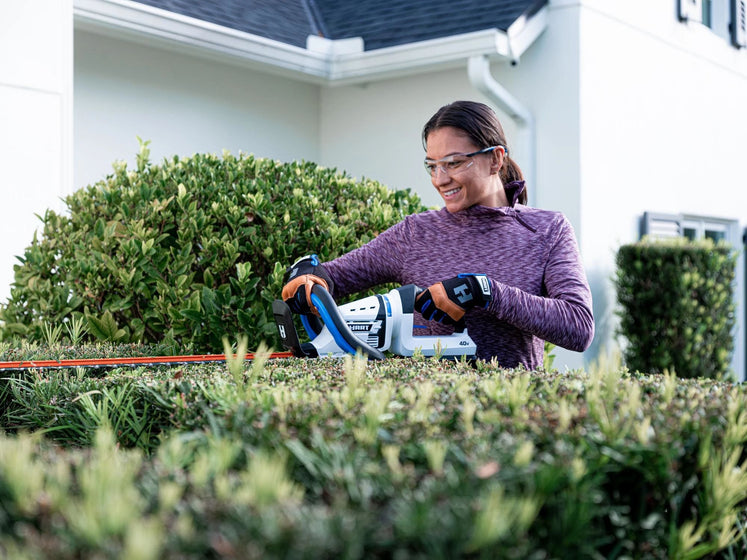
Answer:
[282, 100, 594, 369]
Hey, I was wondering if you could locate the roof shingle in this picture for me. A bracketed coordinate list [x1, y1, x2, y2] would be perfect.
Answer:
[132, 0, 546, 50]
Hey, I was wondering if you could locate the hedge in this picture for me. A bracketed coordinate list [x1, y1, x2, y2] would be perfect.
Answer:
[1, 345, 747, 559]
[615, 237, 736, 379]
[0, 141, 426, 352]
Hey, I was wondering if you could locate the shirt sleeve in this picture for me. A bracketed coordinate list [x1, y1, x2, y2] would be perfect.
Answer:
[488, 215, 595, 352]
[322, 219, 410, 298]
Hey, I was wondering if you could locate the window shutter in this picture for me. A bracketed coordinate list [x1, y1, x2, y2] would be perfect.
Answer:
[679, 0, 703, 23]
[732, 0, 747, 48]
[640, 212, 681, 239]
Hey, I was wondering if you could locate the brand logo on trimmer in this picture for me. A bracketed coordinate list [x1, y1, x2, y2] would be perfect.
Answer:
[348, 320, 382, 334]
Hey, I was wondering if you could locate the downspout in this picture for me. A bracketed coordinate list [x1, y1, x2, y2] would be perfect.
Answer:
[468, 55, 535, 205]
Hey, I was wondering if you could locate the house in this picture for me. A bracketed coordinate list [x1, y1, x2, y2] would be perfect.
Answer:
[3, 0, 747, 374]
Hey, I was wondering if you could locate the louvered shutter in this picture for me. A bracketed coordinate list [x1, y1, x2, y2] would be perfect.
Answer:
[679, 0, 704, 23]
[640, 212, 681, 240]
[732, 0, 747, 48]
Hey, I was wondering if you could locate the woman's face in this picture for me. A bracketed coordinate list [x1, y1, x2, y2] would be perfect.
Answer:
[425, 126, 506, 213]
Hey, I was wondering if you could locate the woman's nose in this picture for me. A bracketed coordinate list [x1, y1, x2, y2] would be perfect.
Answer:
[432, 167, 451, 186]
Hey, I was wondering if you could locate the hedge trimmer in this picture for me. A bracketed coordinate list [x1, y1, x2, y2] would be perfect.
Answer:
[0, 285, 476, 371]
[273, 283, 475, 360]
[0, 352, 295, 371]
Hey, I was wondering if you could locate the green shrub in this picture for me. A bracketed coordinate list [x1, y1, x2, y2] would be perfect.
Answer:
[615, 237, 736, 379]
[1, 354, 747, 558]
[0, 141, 426, 351]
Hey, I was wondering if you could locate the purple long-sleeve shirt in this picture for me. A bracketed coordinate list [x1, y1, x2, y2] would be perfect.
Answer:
[323, 203, 594, 369]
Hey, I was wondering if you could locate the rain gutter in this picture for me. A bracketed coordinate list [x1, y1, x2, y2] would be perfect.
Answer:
[468, 55, 536, 203]
[465, 6, 547, 203]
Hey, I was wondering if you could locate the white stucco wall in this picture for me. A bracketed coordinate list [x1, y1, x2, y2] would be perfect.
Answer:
[0, 0, 73, 304]
[74, 30, 322, 190]
[576, 1, 747, 375]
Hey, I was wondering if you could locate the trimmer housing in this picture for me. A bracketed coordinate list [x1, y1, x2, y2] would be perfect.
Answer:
[273, 284, 476, 360]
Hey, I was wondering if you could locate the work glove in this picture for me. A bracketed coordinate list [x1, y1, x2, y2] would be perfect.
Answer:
[281, 254, 335, 315]
[415, 274, 492, 325]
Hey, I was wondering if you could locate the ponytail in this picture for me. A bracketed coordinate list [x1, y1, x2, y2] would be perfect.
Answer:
[500, 155, 527, 205]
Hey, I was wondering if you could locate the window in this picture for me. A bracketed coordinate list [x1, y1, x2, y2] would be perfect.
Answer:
[679, 0, 746, 48]
[703, 0, 713, 27]
[682, 217, 726, 242]
[678, 0, 709, 26]
[641, 212, 735, 244]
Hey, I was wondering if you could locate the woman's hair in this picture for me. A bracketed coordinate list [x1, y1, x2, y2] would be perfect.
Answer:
[422, 100, 527, 204]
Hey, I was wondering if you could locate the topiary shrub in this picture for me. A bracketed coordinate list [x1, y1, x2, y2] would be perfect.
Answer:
[0, 141, 427, 351]
[615, 237, 736, 379]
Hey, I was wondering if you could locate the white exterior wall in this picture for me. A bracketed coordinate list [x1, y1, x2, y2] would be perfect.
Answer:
[576, 1, 747, 376]
[0, 1, 73, 303]
[74, 30, 322, 190]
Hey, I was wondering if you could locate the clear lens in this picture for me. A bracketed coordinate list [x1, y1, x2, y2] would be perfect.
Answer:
[424, 146, 498, 177]
[424, 157, 471, 176]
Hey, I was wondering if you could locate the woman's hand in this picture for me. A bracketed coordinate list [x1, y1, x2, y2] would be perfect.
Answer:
[281, 254, 335, 315]
[414, 274, 492, 324]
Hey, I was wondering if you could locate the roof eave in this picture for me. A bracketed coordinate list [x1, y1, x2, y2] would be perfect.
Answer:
[74, 0, 330, 83]
[330, 7, 549, 86]
[329, 30, 512, 86]
[73, 0, 548, 85]
[506, 3, 549, 62]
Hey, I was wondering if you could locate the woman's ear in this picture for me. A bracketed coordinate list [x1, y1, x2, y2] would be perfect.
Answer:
[490, 147, 505, 174]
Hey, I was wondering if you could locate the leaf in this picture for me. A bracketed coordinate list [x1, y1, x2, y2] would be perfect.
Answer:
[201, 287, 218, 314]
[86, 310, 128, 343]
[179, 309, 203, 322]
